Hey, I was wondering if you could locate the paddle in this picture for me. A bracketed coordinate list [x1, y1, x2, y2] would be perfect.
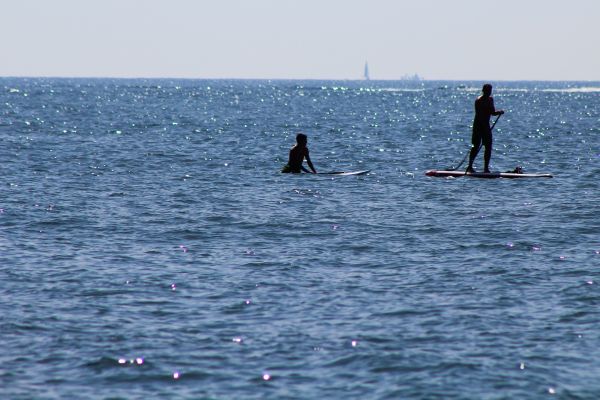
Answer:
[449, 114, 502, 171]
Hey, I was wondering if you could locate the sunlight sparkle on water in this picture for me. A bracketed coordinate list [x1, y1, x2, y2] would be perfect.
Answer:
[118, 357, 144, 365]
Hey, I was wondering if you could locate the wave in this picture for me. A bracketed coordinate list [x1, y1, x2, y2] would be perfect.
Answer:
[377, 88, 426, 93]
[458, 87, 600, 93]
[541, 87, 600, 93]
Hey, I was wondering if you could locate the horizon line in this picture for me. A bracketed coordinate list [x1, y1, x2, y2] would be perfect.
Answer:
[1, 75, 599, 83]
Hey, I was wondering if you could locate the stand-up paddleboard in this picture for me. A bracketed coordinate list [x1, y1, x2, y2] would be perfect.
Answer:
[425, 170, 553, 179]
[317, 170, 371, 176]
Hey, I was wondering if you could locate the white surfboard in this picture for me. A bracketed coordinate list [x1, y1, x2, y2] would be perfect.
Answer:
[318, 170, 371, 176]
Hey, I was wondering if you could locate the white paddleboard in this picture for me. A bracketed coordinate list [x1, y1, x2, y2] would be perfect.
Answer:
[425, 170, 553, 179]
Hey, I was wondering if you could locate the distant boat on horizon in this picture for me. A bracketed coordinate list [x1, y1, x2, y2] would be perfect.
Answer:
[364, 62, 370, 80]
[401, 73, 423, 81]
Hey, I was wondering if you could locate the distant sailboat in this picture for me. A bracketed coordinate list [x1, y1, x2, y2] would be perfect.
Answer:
[364, 62, 370, 80]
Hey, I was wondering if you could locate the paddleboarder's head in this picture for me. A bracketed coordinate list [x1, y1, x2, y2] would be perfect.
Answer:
[296, 133, 307, 146]
[482, 83, 493, 96]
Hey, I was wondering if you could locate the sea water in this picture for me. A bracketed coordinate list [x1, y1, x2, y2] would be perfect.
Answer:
[0, 78, 599, 399]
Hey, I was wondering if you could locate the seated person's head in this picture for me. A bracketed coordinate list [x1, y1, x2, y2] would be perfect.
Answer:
[296, 133, 307, 145]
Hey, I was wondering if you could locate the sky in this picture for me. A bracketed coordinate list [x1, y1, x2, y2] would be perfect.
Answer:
[1, 0, 598, 81]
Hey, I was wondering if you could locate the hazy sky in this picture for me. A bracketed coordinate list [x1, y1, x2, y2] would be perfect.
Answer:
[1, 0, 598, 80]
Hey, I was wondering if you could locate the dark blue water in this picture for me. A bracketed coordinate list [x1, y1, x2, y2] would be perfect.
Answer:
[1, 78, 599, 399]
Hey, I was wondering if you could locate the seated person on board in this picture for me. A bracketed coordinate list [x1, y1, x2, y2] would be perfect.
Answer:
[281, 133, 317, 174]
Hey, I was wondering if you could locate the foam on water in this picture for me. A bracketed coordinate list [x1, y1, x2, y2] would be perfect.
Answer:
[542, 87, 600, 93]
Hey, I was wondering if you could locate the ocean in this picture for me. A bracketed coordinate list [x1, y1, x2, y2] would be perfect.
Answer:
[1, 78, 599, 399]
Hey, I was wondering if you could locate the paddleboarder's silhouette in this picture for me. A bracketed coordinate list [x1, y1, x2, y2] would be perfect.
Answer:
[281, 133, 317, 174]
[466, 84, 504, 173]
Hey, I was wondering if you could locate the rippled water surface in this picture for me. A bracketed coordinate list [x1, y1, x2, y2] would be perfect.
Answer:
[1, 78, 599, 399]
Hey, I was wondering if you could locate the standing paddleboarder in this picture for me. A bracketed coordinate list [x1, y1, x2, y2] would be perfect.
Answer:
[466, 84, 504, 173]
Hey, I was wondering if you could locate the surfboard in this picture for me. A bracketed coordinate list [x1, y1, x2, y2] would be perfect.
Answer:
[318, 170, 371, 176]
[425, 170, 553, 179]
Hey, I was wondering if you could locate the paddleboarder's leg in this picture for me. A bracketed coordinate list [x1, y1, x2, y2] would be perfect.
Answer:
[467, 128, 482, 172]
[483, 131, 492, 173]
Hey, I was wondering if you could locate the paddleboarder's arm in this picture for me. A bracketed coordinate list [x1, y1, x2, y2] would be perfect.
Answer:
[305, 148, 317, 174]
[490, 97, 504, 116]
